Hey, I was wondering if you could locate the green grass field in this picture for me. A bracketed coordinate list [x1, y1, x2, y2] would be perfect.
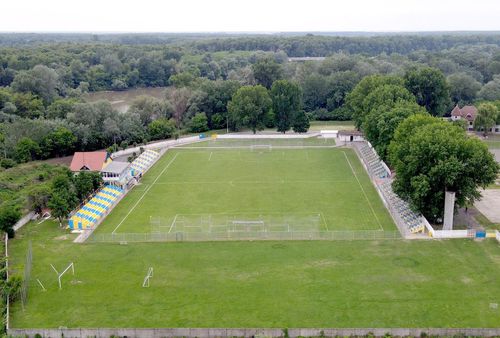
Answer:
[8, 142, 500, 329]
[98, 146, 394, 236]
[9, 221, 500, 328]
[478, 134, 500, 149]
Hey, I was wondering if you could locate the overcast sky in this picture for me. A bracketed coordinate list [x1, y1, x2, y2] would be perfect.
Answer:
[2, 0, 500, 33]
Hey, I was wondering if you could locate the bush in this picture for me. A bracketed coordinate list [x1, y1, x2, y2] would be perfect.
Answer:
[0, 206, 21, 237]
[210, 113, 226, 129]
[120, 140, 129, 150]
[189, 113, 209, 133]
[148, 118, 176, 141]
[329, 107, 352, 121]
[0, 158, 16, 169]
[309, 108, 332, 121]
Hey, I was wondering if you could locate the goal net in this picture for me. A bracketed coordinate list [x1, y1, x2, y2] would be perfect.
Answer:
[150, 213, 323, 235]
[250, 144, 272, 152]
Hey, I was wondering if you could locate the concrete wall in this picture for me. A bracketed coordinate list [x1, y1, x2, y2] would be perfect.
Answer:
[13, 211, 36, 231]
[432, 229, 470, 238]
[9, 327, 500, 337]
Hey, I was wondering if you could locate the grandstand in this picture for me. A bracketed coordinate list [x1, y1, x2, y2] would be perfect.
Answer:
[358, 143, 390, 178]
[130, 149, 160, 176]
[355, 142, 426, 236]
[68, 185, 124, 230]
[379, 181, 426, 234]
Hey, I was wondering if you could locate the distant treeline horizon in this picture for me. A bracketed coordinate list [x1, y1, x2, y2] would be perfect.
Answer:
[2, 32, 500, 56]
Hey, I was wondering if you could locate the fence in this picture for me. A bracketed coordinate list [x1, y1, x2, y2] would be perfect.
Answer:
[9, 327, 500, 338]
[88, 230, 401, 243]
[20, 240, 32, 310]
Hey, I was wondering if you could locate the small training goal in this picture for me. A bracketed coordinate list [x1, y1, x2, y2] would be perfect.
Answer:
[142, 267, 154, 287]
[50, 262, 75, 289]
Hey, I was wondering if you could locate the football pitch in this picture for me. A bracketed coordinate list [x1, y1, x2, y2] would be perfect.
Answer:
[97, 145, 396, 240]
[8, 142, 500, 329]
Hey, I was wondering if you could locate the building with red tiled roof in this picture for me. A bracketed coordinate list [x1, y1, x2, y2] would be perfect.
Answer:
[69, 151, 109, 172]
[450, 105, 478, 131]
[450, 104, 500, 133]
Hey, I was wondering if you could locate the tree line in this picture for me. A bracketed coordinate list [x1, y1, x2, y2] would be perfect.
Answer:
[347, 73, 500, 222]
[2, 36, 500, 170]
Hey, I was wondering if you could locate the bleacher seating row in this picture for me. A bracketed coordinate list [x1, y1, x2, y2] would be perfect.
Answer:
[68, 185, 124, 230]
[379, 181, 425, 234]
[358, 144, 390, 178]
[130, 149, 160, 175]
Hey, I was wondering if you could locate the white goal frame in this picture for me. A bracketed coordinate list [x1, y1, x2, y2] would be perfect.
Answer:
[250, 144, 272, 151]
[50, 262, 75, 289]
[142, 267, 154, 287]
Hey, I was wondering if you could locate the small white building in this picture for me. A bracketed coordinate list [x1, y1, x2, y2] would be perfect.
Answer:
[100, 161, 131, 189]
[338, 130, 364, 142]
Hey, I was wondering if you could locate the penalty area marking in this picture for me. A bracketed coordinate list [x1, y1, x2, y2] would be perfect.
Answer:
[112, 153, 179, 234]
[209, 152, 213, 161]
[342, 151, 384, 231]
[168, 214, 178, 233]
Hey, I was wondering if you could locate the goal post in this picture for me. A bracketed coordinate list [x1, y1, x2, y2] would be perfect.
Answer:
[50, 262, 75, 289]
[250, 144, 272, 152]
[142, 267, 154, 287]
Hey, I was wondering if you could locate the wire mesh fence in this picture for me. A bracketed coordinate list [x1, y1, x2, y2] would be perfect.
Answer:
[176, 137, 337, 149]
[20, 240, 32, 309]
[88, 230, 401, 243]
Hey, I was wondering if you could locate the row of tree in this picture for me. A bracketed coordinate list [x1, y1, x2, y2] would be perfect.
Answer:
[349, 74, 500, 222]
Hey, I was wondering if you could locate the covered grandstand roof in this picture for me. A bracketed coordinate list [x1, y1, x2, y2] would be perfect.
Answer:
[101, 161, 130, 174]
[70, 151, 108, 172]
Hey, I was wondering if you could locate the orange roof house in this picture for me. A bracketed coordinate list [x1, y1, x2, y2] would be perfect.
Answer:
[451, 105, 478, 122]
[70, 151, 109, 172]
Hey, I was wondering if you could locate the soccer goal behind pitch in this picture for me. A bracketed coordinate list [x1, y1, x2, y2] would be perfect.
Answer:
[250, 144, 272, 152]
[150, 212, 324, 237]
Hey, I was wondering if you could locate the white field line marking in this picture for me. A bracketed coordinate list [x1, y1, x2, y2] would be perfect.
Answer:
[112, 153, 179, 234]
[153, 179, 354, 185]
[342, 151, 384, 231]
[320, 212, 329, 231]
[208, 152, 213, 161]
[168, 214, 178, 233]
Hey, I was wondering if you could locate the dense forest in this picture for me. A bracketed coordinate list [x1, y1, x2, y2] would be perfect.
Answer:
[1, 33, 500, 168]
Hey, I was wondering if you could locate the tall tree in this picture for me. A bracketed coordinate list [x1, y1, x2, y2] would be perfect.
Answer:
[169, 87, 192, 129]
[252, 58, 283, 89]
[48, 173, 78, 227]
[363, 101, 427, 162]
[447, 73, 481, 105]
[404, 67, 450, 116]
[474, 103, 499, 137]
[11, 65, 60, 104]
[346, 75, 404, 128]
[270, 80, 302, 133]
[292, 111, 310, 133]
[388, 115, 499, 222]
[227, 85, 272, 134]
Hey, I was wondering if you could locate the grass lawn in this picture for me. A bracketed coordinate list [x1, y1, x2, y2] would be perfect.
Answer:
[8, 143, 500, 329]
[8, 220, 500, 328]
[98, 145, 394, 235]
[179, 137, 337, 148]
[309, 120, 355, 131]
[481, 134, 500, 149]
[0, 162, 65, 212]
